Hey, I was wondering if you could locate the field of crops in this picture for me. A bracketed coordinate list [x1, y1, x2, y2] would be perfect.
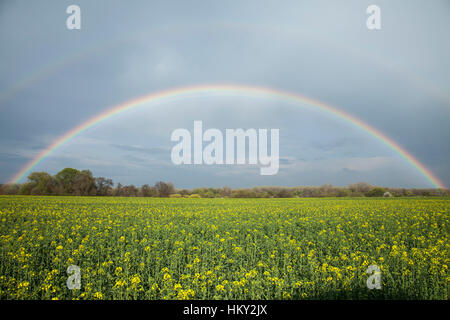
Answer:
[0, 196, 448, 300]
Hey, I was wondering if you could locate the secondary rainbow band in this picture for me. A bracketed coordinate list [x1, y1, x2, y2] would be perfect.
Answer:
[8, 84, 446, 189]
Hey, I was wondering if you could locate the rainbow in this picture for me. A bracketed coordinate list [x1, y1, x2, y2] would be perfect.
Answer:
[8, 84, 446, 189]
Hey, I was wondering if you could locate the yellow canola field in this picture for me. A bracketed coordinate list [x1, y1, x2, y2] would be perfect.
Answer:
[0, 196, 448, 299]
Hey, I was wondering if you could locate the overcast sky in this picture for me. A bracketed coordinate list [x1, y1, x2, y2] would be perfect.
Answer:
[0, 0, 449, 188]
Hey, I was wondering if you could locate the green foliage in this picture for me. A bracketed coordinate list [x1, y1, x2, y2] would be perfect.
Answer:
[366, 187, 387, 197]
[55, 168, 80, 194]
[26, 172, 53, 195]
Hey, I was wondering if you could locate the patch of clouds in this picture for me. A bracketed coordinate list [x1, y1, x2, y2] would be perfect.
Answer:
[110, 143, 168, 155]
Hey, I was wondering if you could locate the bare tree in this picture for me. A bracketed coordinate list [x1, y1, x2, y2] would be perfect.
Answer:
[140, 184, 157, 197]
[95, 177, 114, 196]
[154, 181, 175, 197]
[73, 170, 96, 196]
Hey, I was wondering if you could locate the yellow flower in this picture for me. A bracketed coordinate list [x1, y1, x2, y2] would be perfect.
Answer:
[216, 284, 225, 292]
[18, 281, 29, 289]
[174, 283, 182, 291]
[131, 275, 141, 285]
[93, 292, 103, 300]
[113, 279, 127, 288]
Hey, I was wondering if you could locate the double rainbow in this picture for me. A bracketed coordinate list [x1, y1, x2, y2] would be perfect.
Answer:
[8, 84, 446, 189]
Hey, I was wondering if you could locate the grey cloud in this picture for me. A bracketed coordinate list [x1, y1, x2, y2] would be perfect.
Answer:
[0, 0, 449, 188]
[110, 143, 169, 155]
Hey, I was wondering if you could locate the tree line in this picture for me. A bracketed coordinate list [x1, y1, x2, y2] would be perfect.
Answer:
[0, 168, 448, 197]
[0, 168, 175, 197]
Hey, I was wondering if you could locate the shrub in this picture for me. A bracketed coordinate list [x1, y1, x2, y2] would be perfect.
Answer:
[366, 187, 387, 197]
[169, 194, 182, 198]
